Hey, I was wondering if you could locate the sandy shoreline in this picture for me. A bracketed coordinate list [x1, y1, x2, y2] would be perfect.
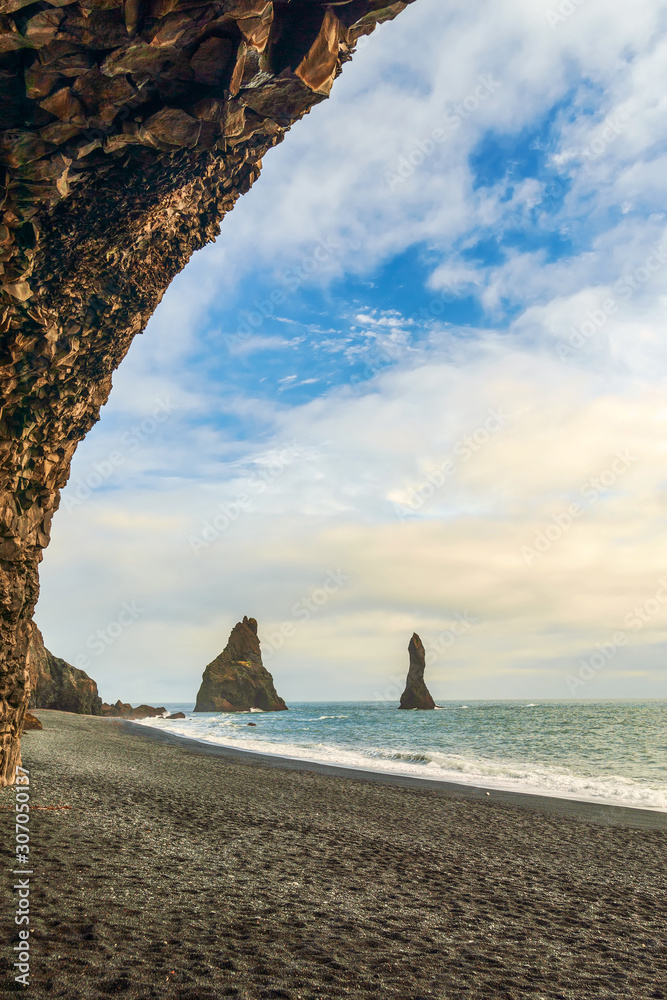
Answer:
[128, 720, 667, 831]
[1, 710, 665, 998]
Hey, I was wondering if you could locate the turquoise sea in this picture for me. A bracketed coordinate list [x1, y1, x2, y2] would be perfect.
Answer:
[137, 700, 667, 812]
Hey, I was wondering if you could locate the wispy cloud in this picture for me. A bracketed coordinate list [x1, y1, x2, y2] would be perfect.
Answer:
[35, 0, 667, 703]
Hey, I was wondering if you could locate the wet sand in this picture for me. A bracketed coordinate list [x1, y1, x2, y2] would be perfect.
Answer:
[1, 710, 665, 999]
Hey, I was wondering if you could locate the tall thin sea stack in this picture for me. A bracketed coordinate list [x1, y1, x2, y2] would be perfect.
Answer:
[399, 633, 436, 710]
[194, 617, 287, 713]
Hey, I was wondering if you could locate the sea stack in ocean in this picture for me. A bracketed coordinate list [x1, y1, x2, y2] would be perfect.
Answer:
[194, 617, 288, 713]
[399, 633, 436, 710]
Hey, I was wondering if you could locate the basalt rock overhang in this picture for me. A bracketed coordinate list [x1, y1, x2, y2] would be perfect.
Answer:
[0, 0, 419, 785]
[0, 1, 417, 308]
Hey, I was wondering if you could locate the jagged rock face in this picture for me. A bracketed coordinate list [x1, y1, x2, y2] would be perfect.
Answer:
[398, 632, 436, 710]
[100, 699, 166, 718]
[0, 0, 417, 783]
[22, 709, 42, 730]
[195, 615, 287, 712]
[27, 621, 103, 714]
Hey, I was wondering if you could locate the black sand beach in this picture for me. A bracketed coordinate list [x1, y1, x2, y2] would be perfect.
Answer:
[2, 712, 665, 999]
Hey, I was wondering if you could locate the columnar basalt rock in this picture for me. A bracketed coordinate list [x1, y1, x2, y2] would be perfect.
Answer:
[194, 615, 287, 711]
[0, 0, 417, 783]
[398, 632, 436, 710]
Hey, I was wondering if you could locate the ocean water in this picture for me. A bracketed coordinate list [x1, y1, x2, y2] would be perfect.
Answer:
[135, 700, 667, 812]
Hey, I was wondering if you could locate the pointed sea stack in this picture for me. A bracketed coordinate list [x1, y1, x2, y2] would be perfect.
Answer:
[399, 633, 436, 710]
[194, 617, 288, 713]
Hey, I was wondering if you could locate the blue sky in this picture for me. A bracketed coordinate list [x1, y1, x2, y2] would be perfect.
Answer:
[36, 0, 667, 703]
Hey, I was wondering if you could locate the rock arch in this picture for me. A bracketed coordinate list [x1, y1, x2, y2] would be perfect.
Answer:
[0, 0, 417, 783]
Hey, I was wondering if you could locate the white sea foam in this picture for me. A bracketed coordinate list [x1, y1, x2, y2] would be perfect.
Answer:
[305, 716, 350, 721]
[133, 715, 667, 812]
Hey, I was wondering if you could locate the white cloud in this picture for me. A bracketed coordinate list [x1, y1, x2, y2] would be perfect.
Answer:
[34, 0, 667, 703]
[39, 330, 667, 701]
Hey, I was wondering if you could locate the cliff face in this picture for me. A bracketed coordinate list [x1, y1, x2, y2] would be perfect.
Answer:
[27, 624, 166, 717]
[27, 621, 103, 715]
[398, 632, 436, 710]
[195, 615, 287, 712]
[0, 0, 417, 783]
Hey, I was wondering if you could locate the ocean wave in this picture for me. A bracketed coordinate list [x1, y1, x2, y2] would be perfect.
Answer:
[305, 715, 350, 721]
[366, 749, 431, 764]
[131, 717, 667, 812]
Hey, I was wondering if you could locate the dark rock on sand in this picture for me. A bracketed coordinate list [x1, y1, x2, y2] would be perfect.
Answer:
[100, 701, 133, 718]
[127, 705, 168, 720]
[27, 623, 102, 716]
[399, 633, 436, 710]
[167, 712, 186, 720]
[100, 701, 166, 720]
[195, 617, 287, 713]
[22, 711, 42, 731]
